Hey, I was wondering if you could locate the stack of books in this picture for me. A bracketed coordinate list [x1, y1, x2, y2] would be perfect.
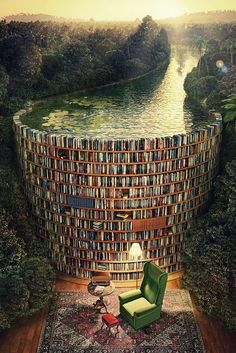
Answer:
[93, 221, 103, 230]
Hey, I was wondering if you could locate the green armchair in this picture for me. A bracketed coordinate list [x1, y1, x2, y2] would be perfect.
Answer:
[119, 261, 168, 330]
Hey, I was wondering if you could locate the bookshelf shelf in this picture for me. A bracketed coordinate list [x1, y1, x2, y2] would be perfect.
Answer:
[13, 109, 222, 283]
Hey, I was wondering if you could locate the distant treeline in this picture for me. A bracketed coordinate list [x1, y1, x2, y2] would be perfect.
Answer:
[4, 10, 236, 25]
[158, 10, 236, 25]
[2, 13, 86, 23]
[0, 15, 170, 115]
[166, 21, 236, 45]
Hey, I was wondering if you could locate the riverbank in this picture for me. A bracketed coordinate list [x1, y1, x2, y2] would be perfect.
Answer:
[31, 58, 170, 107]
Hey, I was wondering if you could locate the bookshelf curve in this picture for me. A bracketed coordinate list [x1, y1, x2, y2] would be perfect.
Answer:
[13, 107, 222, 283]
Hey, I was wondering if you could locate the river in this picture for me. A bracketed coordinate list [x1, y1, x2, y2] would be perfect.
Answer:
[22, 45, 214, 139]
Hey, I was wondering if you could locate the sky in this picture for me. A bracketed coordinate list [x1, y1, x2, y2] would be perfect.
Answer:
[0, 0, 236, 21]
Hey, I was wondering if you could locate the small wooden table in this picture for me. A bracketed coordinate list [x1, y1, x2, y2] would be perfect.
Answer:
[88, 281, 115, 313]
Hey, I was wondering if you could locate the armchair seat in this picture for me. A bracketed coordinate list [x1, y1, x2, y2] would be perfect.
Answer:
[123, 297, 156, 317]
[119, 261, 168, 330]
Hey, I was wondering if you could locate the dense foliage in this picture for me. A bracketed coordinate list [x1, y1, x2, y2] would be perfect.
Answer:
[183, 44, 236, 328]
[0, 211, 55, 332]
[183, 23, 236, 109]
[0, 16, 170, 115]
[182, 156, 236, 331]
[0, 116, 55, 332]
[181, 22, 236, 331]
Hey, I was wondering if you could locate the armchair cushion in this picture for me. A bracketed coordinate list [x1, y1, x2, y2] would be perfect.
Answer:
[123, 297, 155, 317]
[142, 277, 158, 304]
[119, 289, 142, 304]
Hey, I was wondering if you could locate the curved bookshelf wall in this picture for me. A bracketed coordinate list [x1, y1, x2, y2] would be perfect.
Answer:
[13, 107, 222, 282]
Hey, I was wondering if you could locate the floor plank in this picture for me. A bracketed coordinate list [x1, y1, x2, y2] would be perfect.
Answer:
[0, 278, 235, 353]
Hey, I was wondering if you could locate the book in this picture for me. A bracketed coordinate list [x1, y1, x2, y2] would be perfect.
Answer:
[116, 213, 129, 219]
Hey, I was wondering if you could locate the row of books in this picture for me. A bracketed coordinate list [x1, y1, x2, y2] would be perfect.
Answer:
[19, 144, 218, 171]
[27, 178, 212, 207]
[38, 223, 188, 242]
[28, 180, 211, 213]
[31, 199, 206, 234]
[18, 135, 219, 162]
[20, 148, 218, 175]
[49, 252, 180, 270]
[30, 187, 209, 219]
[42, 232, 184, 251]
[14, 114, 222, 150]
[47, 242, 183, 261]
[28, 170, 215, 199]
[53, 262, 181, 279]
[22, 159, 216, 187]
[31, 192, 207, 228]
[166, 206, 205, 225]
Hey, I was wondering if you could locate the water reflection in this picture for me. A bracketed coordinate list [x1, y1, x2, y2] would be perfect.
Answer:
[22, 45, 214, 139]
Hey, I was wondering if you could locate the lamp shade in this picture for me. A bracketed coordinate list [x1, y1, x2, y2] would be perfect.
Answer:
[129, 243, 142, 258]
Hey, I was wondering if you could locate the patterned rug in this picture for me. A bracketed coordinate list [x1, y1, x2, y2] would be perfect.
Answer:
[38, 289, 205, 353]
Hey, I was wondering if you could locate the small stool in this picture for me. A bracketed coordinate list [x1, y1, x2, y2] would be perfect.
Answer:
[101, 313, 119, 336]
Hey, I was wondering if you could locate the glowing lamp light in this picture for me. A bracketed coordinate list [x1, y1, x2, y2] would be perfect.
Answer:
[129, 243, 142, 258]
[216, 60, 224, 69]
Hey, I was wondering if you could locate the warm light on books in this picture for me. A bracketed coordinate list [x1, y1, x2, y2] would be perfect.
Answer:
[129, 243, 142, 258]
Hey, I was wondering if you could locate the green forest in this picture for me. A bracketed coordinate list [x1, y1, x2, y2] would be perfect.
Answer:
[0, 16, 170, 115]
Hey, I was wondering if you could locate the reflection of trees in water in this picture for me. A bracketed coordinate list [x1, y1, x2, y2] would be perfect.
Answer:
[90, 64, 167, 111]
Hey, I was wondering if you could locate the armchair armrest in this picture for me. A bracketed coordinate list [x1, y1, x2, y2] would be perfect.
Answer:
[134, 303, 156, 317]
[119, 289, 142, 304]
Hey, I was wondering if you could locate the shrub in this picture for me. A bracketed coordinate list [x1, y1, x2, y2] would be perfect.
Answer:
[182, 159, 236, 331]
[0, 212, 55, 332]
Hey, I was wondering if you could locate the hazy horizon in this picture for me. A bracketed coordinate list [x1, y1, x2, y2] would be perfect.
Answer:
[0, 0, 236, 21]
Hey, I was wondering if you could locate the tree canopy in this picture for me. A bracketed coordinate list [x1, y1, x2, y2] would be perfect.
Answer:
[0, 17, 170, 115]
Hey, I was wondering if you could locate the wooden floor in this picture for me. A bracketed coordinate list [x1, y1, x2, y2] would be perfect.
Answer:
[0, 277, 235, 353]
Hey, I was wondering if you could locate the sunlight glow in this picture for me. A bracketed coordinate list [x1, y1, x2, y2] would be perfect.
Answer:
[0, 0, 235, 21]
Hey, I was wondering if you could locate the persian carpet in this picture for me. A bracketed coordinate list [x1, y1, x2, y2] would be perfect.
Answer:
[37, 289, 205, 353]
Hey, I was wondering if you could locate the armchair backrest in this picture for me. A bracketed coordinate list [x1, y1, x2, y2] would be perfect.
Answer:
[140, 261, 168, 305]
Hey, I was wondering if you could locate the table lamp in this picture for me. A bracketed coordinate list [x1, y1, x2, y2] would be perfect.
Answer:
[129, 243, 142, 288]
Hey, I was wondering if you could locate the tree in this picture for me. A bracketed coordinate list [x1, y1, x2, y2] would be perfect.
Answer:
[0, 211, 55, 332]
[128, 15, 169, 69]
[0, 65, 9, 104]
[192, 36, 207, 77]
[0, 211, 28, 330]
[221, 95, 236, 130]
[21, 257, 55, 312]
[41, 54, 66, 80]
[0, 36, 42, 82]
[221, 38, 236, 65]
[0, 212, 25, 269]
